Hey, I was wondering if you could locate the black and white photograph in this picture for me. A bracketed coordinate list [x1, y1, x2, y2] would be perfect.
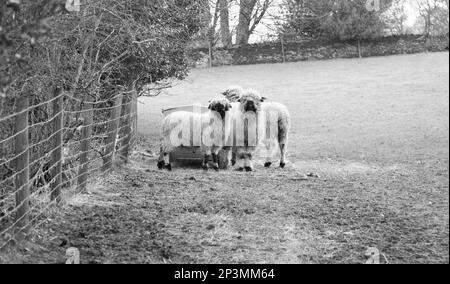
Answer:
[0, 0, 449, 267]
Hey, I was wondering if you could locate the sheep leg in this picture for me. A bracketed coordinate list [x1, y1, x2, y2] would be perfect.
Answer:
[164, 153, 172, 171]
[157, 148, 166, 170]
[231, 148, 237, 166]
[235, 149, 245, 171]
[211, 151, 220, 171]
[203, 148, 212, 171]
[158, 143, 173, 171]
[220, 147, 232, 168]
[264, 142, 273, 168]
[202, 154, 211, 171]
[279, 143, 287, 168]
[278, 119, 289, 169]
[158, 152, 171, 171]
[244, 152, 254, 172]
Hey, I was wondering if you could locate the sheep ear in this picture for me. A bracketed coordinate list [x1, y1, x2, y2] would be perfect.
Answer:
[208, 102, 213, 110]
[261, 97, 268, 102]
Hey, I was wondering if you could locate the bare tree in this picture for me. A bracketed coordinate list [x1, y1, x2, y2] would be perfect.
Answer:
[208, 0, 221, 45]
[416, 0, 449, 36]
[236, 0, 256, 45]
[236, 0, 274, 45]
[434, 0, 449, 33]
[384, 0, 408, 35]
[417, 0, 440, 36]
[279, 0, 338, 40]
[219, 0, 232, 47]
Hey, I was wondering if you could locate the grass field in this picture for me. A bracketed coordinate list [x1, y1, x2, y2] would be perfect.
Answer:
[4, 52, 448, 264]
[138, 52, 449, 166]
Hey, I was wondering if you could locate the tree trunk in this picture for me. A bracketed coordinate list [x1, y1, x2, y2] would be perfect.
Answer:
[219, 0, 232, 47]
[281, 35, 286, 63]
[208, 40, 213, 67]
[208, 0, 220, 48]
[358, 39, 362, 58]
[236, 0, 257, 45]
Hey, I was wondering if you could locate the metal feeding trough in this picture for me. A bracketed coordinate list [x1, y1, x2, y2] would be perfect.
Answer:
[161, 105, 229, 169]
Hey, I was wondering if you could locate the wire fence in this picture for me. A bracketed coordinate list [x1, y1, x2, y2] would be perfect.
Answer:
[0, 89, 138, 249]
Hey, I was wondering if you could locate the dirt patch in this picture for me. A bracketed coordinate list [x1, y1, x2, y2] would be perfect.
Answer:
[2, 154, 447, 264]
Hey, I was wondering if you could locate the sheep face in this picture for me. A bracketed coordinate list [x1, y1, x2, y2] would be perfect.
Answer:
[238, 89, 266, 114]
[208, 97, 232, 120]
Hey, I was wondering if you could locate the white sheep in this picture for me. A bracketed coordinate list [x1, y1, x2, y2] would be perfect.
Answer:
[222, 85, 244, 102]
[232, 89, 290, 171]
[259, 100, 290, 169]
[157, 97, 233, 171]
[221, 86, 244, 166]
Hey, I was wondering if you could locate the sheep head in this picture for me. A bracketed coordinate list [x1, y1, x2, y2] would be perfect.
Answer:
[208, 97, 232, 119]
[222, 85, 244, 102]
[238, 89, 267, 114]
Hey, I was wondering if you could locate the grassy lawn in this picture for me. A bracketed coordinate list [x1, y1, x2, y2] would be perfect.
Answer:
[3, 52, 448, 264]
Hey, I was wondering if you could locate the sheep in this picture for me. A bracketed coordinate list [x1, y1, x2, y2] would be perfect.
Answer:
[157, 97, 233, 171]
[233, 89, 290, 171]
[221, 86, 244, 166]
[222, 85, 244, 102]
[259, 100, 290, 169]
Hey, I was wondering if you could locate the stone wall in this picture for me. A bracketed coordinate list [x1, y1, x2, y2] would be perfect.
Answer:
[188, 34, 449, 68]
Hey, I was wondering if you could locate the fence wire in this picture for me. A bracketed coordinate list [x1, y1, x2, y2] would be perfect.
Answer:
[0, 91, 138, 249]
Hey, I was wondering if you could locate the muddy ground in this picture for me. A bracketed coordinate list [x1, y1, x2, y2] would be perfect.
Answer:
[2, 152, 448, 264]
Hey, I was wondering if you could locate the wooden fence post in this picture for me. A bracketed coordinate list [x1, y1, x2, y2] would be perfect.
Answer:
[119, 91, 133, 163]
[131, 91, 138, 148]
[77, 94, 94, 192]
[14, 95, 30, 233]
[102, 93, 123, 172]
[357, 39, 363, 58]
[50, 88, 63, 202]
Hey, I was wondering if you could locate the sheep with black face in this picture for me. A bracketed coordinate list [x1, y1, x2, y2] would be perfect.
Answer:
[233, 89, 290, 171]
[219, 86, 244, 167]
[157, 97, 233, 171]
[233, 89, 266, 172]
